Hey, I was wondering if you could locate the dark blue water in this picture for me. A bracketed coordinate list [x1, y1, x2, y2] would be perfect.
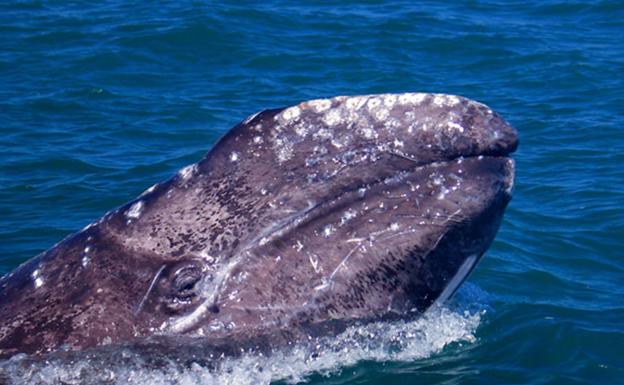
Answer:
[1, 1, 623, 384]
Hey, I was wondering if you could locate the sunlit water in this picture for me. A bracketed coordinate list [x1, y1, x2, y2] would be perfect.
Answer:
[1, 1, 622, 384]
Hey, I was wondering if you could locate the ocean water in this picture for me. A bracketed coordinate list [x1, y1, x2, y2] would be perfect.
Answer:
[0, 1, 622, 384]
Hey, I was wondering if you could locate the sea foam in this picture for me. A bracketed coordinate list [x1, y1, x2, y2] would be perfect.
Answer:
[0, 284, 487, 385]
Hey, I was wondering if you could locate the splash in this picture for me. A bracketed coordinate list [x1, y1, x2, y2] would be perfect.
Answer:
[0, 285, 486, 385]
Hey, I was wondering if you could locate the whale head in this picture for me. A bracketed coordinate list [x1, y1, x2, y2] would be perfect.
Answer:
[0, 93, 517, 358]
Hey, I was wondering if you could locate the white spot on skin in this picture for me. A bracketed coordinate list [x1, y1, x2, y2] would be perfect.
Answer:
[345, 96, 368, 110]
[433, 94, 447, 107]
[275, 142, 294, 163]
[383, 94, 398, 108]
[393, 139, 404, 148]
[322, 108, 342, 127]
[447, 95, 461, 106]
[447, 121, 464, 132]
[253, 136, 263, 144]
[390, 222, 400, 231]
[384, 118, 401, 130]
[294, 124, 308, 137]
[437, 187, 450, 200]
[125, 201, 144, 220]
[432, 175, 445, 186]
[279, 106, 301, 122]
[322, 224, 335, 238]
[82, 246, 91, 267]
[32, 269, 44, 288]
[398, 93, 427, 105]
[198, 250, 215, 264]
[359, 126, 377, 139]
[340, 209, 357, 226]
[373, 108, 389, 122]
[366, 97, 381, 111]
[229, 152, 239, 162]
[331, 135, 351, 149]
[307, 99, 331, 113]
[408, 182, 420, 192]
[178, 164, 197, 180]
[314, 128, 333, 140]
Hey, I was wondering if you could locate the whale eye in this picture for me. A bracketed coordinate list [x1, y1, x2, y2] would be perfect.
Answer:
[161, 261, 204, 314]
[173, 266, 201, 299]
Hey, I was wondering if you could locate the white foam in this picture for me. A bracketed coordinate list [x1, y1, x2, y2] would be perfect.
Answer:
[0, 287, 485, 385]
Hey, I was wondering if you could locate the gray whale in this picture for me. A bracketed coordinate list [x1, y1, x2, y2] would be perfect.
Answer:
[0, 93, 517, 360]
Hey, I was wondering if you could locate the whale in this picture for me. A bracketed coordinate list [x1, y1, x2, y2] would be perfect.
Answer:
[0, 92, 517, 361]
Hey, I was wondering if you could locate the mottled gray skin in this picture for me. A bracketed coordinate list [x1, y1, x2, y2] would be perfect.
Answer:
[0, 93, 517, 359]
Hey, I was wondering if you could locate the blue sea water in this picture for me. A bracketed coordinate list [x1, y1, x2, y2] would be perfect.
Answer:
[0, 1, 623, 384]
